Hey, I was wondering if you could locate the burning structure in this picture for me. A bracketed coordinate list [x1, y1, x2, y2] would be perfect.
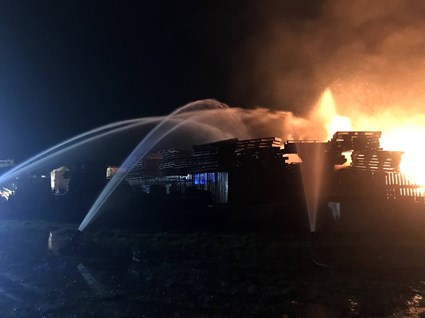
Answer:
[2, 129, 422, 233]
[124, 131, 420, 209]
[109, 129, 425, 235]
[328, 131, 422, 203]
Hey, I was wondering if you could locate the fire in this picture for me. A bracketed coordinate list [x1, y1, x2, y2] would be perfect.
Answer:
[314, 88, 352, 140]
[350, 114, 425, 187]
[315, 88, 425, 186]
[380, 125, 425, 186]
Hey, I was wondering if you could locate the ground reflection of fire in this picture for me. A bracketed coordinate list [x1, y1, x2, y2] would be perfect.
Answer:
[314, 88, 425, 187]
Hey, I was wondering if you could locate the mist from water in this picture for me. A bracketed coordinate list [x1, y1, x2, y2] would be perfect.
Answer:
[296, 143, 327, 232]
[0, 96, 338, 232]
[78, 100, 240, 231]
[0, 97, 332, 190]
[78, 98, 336, 231]
[0, 117, 164, 184]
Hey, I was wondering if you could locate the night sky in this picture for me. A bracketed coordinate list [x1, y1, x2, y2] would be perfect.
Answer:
[0, 0, 324, 160]
[2, 0, 424, 161]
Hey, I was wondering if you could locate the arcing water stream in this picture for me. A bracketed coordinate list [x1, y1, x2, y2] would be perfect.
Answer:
[0, 96, 339, 233]
[0, 118, 160, 184]
[3, 91, 406, 233]
[78, 100, 238, 231]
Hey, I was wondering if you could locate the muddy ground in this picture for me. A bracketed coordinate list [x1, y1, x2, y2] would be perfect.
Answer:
[0, 218, 424, 317]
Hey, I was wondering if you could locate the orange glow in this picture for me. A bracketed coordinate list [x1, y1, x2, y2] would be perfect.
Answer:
[380, 126, 425, 187]
[349, 113, 425, 187]
[314, 88, 425, 187]
[314, 88, 352, 140]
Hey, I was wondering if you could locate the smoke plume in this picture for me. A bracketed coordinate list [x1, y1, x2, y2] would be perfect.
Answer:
[229, 0, 425, 119]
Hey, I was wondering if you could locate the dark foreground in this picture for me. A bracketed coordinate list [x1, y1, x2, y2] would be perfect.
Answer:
[0, 219, 425, 317]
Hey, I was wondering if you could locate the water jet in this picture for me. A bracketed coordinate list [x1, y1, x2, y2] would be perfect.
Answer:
[0, 118, 162, 184]
[78, 100, 235, 232]
[289, 141, 328, 233]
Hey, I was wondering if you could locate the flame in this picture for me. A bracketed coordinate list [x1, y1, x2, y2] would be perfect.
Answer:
[349, 112, 425, 186]
[314, 88, 353, 140]
[380, 126, 425, 186]
[314, 88, 425, 186]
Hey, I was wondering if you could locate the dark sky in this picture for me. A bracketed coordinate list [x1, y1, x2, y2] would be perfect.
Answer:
[0, 0, 324, 160]
[3, 0, 424, 161]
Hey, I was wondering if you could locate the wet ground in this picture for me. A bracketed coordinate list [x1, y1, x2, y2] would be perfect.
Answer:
[1, 220, 425, 317]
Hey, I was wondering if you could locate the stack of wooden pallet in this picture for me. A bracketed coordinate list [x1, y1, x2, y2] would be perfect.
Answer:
[328, 131, 403, 173]
[351, 150, 403, 172]
[235, 137, 283, 163]
[330, 131, 381, 152]
[191, 138, 237, 173]
[159, 148, 193, 175]
[235, 137, 281, 152]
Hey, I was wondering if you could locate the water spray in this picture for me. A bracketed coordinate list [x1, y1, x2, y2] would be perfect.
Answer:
[78, 100, 232, 232]
[0, 118, 160, 184]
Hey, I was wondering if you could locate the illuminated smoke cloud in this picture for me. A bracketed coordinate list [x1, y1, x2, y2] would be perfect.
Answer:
[230, 0, 425, 117]
[158, 104, 330, 150]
